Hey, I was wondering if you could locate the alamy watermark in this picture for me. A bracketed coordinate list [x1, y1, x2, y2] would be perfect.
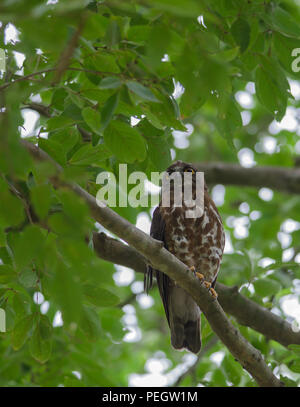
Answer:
[292, 48, 300, 73]
[0, 48, 5, 72]
[95, 165, 205, 219]
[0, 308, 5, 333]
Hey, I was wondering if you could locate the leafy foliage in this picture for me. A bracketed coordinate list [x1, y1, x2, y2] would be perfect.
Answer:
[0, 0, 300, 387]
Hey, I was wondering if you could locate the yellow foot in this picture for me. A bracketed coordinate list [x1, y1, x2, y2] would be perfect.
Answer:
[202, 281, 218, 298]
[196, 272, 204, 281]
[203, 281, 211, 289]
[209, 287, 218, 298]
[189, 266, 204, 281]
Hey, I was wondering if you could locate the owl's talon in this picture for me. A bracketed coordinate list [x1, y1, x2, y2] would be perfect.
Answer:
[203, 281, 211, 289]
[209, 287, 218, 299]
[196, 272, 204, 281]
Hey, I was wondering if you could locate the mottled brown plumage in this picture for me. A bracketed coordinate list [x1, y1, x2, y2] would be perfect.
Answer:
[145, 161, 225, 354]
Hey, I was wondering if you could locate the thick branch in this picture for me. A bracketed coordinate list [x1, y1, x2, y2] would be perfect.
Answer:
[22, 140, 283, 387]
[92, 232, 300, 348]
[21, 99, 300, 196]
[196, 162, 300, 194]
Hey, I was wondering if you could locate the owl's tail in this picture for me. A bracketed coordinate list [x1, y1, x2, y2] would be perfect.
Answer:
[168, 286, 202, 354]
[170, 316, 201, 354]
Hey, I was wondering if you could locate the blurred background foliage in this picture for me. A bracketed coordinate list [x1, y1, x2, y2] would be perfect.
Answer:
[0, 0, 300, 387]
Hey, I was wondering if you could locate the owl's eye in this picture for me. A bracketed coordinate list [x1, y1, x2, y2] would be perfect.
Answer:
[184, 167, 195, 174]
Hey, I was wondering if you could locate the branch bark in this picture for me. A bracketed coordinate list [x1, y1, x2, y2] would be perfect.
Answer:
[196, 162, 300, 194]
[92, 232, 300, 348]
[22, 139, 284, 387]
[20, 100, 300, 196]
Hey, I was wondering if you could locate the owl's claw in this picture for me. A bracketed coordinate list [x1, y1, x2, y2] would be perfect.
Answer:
[196, 272, 204, 281]
[189, 266, 204, 281]
[204, 281, 211, 289]
[209, 287, 218, 299]
[203, 281, 218, 299]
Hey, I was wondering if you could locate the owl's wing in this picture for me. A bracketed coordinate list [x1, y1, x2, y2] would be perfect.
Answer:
[145, 206, 171, 326]
[146, 206, 201, 354]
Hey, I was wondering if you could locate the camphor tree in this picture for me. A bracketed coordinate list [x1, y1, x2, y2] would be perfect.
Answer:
[0, 0, 300, 387]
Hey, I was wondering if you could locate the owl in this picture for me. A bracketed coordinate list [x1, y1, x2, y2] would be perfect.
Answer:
[145, 160, 225, 353]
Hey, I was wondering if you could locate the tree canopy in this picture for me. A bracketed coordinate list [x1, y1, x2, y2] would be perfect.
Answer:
[0, 0, 300, 387]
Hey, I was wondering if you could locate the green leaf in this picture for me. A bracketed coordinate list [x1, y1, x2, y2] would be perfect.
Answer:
[104, 121, 147, 163]
[126, 81, 160, 103]
[151, 0, 203, 17]
[29, 315, 52, 363]
[289, 360, 300, 374]
[12, 225, 45, 269]
[80, 306, 102, 341]
[38, 138, 66, 167]
[0, 265, 17, 284]
[288, 344, 300, 355]
[273, 33, 300, 77]
[31, 184, 52, 219]
[255, 60, 289, 121]
[46, 114, 74, 131]
[67, 91, 85, 109]
[217, 93, 242, 139]
[144, 91, 186, 130]
[146, 25, 171, 68]
[105, 20, 121, 48]
[83, 285, 120, 307]
[147, 137, 172, 172]
[99, 308, 125, 342]
[51, 88, 68, 111]
[11, 314, 34, 350]
[253, 278, 282, 297]
[230, 18, 251, 53]
[0, 179, 25, 228]
[82, 107, 101, 134]
[215, 46, 240, 62]
[69, 144, 111, 166]
[138, 120, 171, 171]
[51, 263, 82, 324]
[0, 228, 6, 246]
[50, 128, 80, 154]
[99, 76, 122, 89]
[264, 7, 300, 38]
[18, 268, 38, 288]
[222, 355, 242, 386]
[258, 55, 290, 96]
[13, 292, 31, 317]
[100, 92, 119, 130]
[87, 53, 120, 73]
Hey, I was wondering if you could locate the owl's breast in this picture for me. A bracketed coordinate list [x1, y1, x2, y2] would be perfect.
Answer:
[160, 198, 225, 282]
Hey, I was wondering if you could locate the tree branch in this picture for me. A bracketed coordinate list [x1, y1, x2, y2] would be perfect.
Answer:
[92, 232, 300, 348]
[22, 139, 284, 387]
[52, 15, 86, 85]
[19, 102, 300, 196]
[0, 68, 122, 92]
[196, 162, 300, 194]
[20, 100, 300, 196]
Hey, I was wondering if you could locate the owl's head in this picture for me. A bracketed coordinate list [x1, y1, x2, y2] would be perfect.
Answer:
[166, 160, 197, 175]
[166, 160, 208, 191]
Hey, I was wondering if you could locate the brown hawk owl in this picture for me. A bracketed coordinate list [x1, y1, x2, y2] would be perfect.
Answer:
[145, 161, 225, 354]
